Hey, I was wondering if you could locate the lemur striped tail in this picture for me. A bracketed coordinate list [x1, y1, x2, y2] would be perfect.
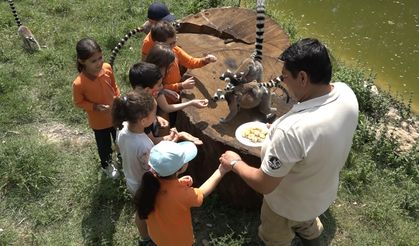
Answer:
[8, 0, 22, 27]
[109, 27, 144, 67]
[253, 0, 265, 62]
[259, 76, 291, 103]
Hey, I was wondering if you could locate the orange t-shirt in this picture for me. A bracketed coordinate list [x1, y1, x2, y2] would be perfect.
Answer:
[141, 33, 208, 92]
[147, 179, 204, 246]
[72, 63, 120, 130]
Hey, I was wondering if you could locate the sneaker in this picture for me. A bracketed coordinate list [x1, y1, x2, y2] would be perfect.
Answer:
[102, 163, 119, 179]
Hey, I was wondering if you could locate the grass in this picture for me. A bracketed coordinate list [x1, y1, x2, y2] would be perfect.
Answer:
[1, 0, 418, 245]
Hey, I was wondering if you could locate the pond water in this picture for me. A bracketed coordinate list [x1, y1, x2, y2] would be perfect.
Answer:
[244, 0, 419, 113]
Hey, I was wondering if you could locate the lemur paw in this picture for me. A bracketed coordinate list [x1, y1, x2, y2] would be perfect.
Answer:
[265, 113, 277, 123]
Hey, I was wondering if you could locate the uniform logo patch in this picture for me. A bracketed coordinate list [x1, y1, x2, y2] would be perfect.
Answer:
[268, 156, 282, 170]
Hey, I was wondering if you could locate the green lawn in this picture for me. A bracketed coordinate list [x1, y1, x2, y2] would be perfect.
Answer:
[0, 0, 417, 245]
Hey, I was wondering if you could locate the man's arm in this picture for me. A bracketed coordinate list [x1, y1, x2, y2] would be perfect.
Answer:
[219, 151, 282, 194]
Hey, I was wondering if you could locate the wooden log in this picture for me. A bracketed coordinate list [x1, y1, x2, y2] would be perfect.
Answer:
[174, 7, 293, 208]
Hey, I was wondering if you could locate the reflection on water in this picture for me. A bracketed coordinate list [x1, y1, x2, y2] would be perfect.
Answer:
[247, 0, 419, 113]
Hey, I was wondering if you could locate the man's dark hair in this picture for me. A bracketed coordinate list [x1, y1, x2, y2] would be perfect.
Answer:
[279, 38, 332, 84]
[128, 62, 162, 89]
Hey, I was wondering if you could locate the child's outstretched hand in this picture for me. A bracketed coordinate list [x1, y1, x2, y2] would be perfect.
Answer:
[157, 116, 169, 128]
[181, 77, 195, 90]
[179, 175, 193, 187]
[191, 99, 208, 108]
[204, 54, 217, 64]
[170, 128, 203, 145]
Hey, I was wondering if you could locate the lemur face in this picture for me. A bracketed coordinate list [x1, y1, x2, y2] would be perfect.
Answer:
[220, 70, 240, 86]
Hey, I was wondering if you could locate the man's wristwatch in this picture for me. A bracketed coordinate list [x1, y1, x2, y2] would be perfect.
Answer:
[230, 159, 241, 169]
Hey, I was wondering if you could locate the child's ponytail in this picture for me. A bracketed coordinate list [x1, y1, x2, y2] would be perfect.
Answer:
[111, 96, 128, 128]
[134, 171, 160, 219]
[111, 90, 155, 128]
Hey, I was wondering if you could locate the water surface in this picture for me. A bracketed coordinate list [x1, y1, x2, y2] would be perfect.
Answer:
[255, 0, 418, 113]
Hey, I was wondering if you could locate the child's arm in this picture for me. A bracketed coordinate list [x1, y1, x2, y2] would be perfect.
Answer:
[141, 33, 153, 61]
[199, 165, 230, 197]
[174, 47, 217, 69]
[147, 128, 178, 144]
[156, 94, 208, 113]
[169, 128, 203, 145]
[73, 83, 110, 112]
[73, 80, 94, 112]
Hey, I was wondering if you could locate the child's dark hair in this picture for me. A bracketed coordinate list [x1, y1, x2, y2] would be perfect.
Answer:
[150, 21, 176, 42]
[76, 38, 102, 72]
[112, 90, 155, 128]
[134, 171, 178, 219]
[134, 171, 160, 219]
[146, 43, 175, 77]
[128, 62, 162, 89]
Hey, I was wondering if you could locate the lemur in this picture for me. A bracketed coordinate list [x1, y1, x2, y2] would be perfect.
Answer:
[212, 76, 290, 117]
[213, 76, 290, 103]
[109, 21, 180, 67]
[8, 0, 41, 52]
[213, 0, 284, 123]
[109, 27, 145, 67]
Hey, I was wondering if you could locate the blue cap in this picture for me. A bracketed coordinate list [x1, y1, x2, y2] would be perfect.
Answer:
[147, 2, 176, 22]
[149, 141, 197, 177]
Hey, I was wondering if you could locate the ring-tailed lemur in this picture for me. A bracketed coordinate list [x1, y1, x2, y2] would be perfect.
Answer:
[213, 76, 290, 104]
[225, 0, 266, 84]
[109, 27, 144, 67]
[109, 21, 181, 67]
[8, 0, 41, 52]
[214, 0, 284, 123]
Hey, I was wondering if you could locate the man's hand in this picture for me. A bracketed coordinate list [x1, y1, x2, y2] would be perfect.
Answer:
[219, 150, 242, 171]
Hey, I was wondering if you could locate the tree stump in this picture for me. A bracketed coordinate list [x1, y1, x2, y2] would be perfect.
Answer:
[175, 7, 293, 208]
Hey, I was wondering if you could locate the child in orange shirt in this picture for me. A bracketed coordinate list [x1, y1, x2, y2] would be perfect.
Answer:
[142, 2, 176, 34]
[129, 61, 209, 130]
[72, 38, 120, 179]
[142, 21, 217, 93]
[134, 141, 230, 246]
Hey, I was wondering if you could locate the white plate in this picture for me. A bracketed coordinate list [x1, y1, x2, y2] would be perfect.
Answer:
[235, 121, 269, 147]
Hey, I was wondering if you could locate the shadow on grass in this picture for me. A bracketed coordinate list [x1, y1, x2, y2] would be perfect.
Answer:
[81, 173, 129, 245]
[192, 194, 264, 246]
[193, 195, 337, 246]
[320, 209, 337, 245]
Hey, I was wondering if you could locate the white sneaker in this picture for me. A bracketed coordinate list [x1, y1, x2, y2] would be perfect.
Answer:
[102, 163, 119, 179]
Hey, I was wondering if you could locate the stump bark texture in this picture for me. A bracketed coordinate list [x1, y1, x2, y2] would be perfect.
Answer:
[175, 7, 293, 208]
